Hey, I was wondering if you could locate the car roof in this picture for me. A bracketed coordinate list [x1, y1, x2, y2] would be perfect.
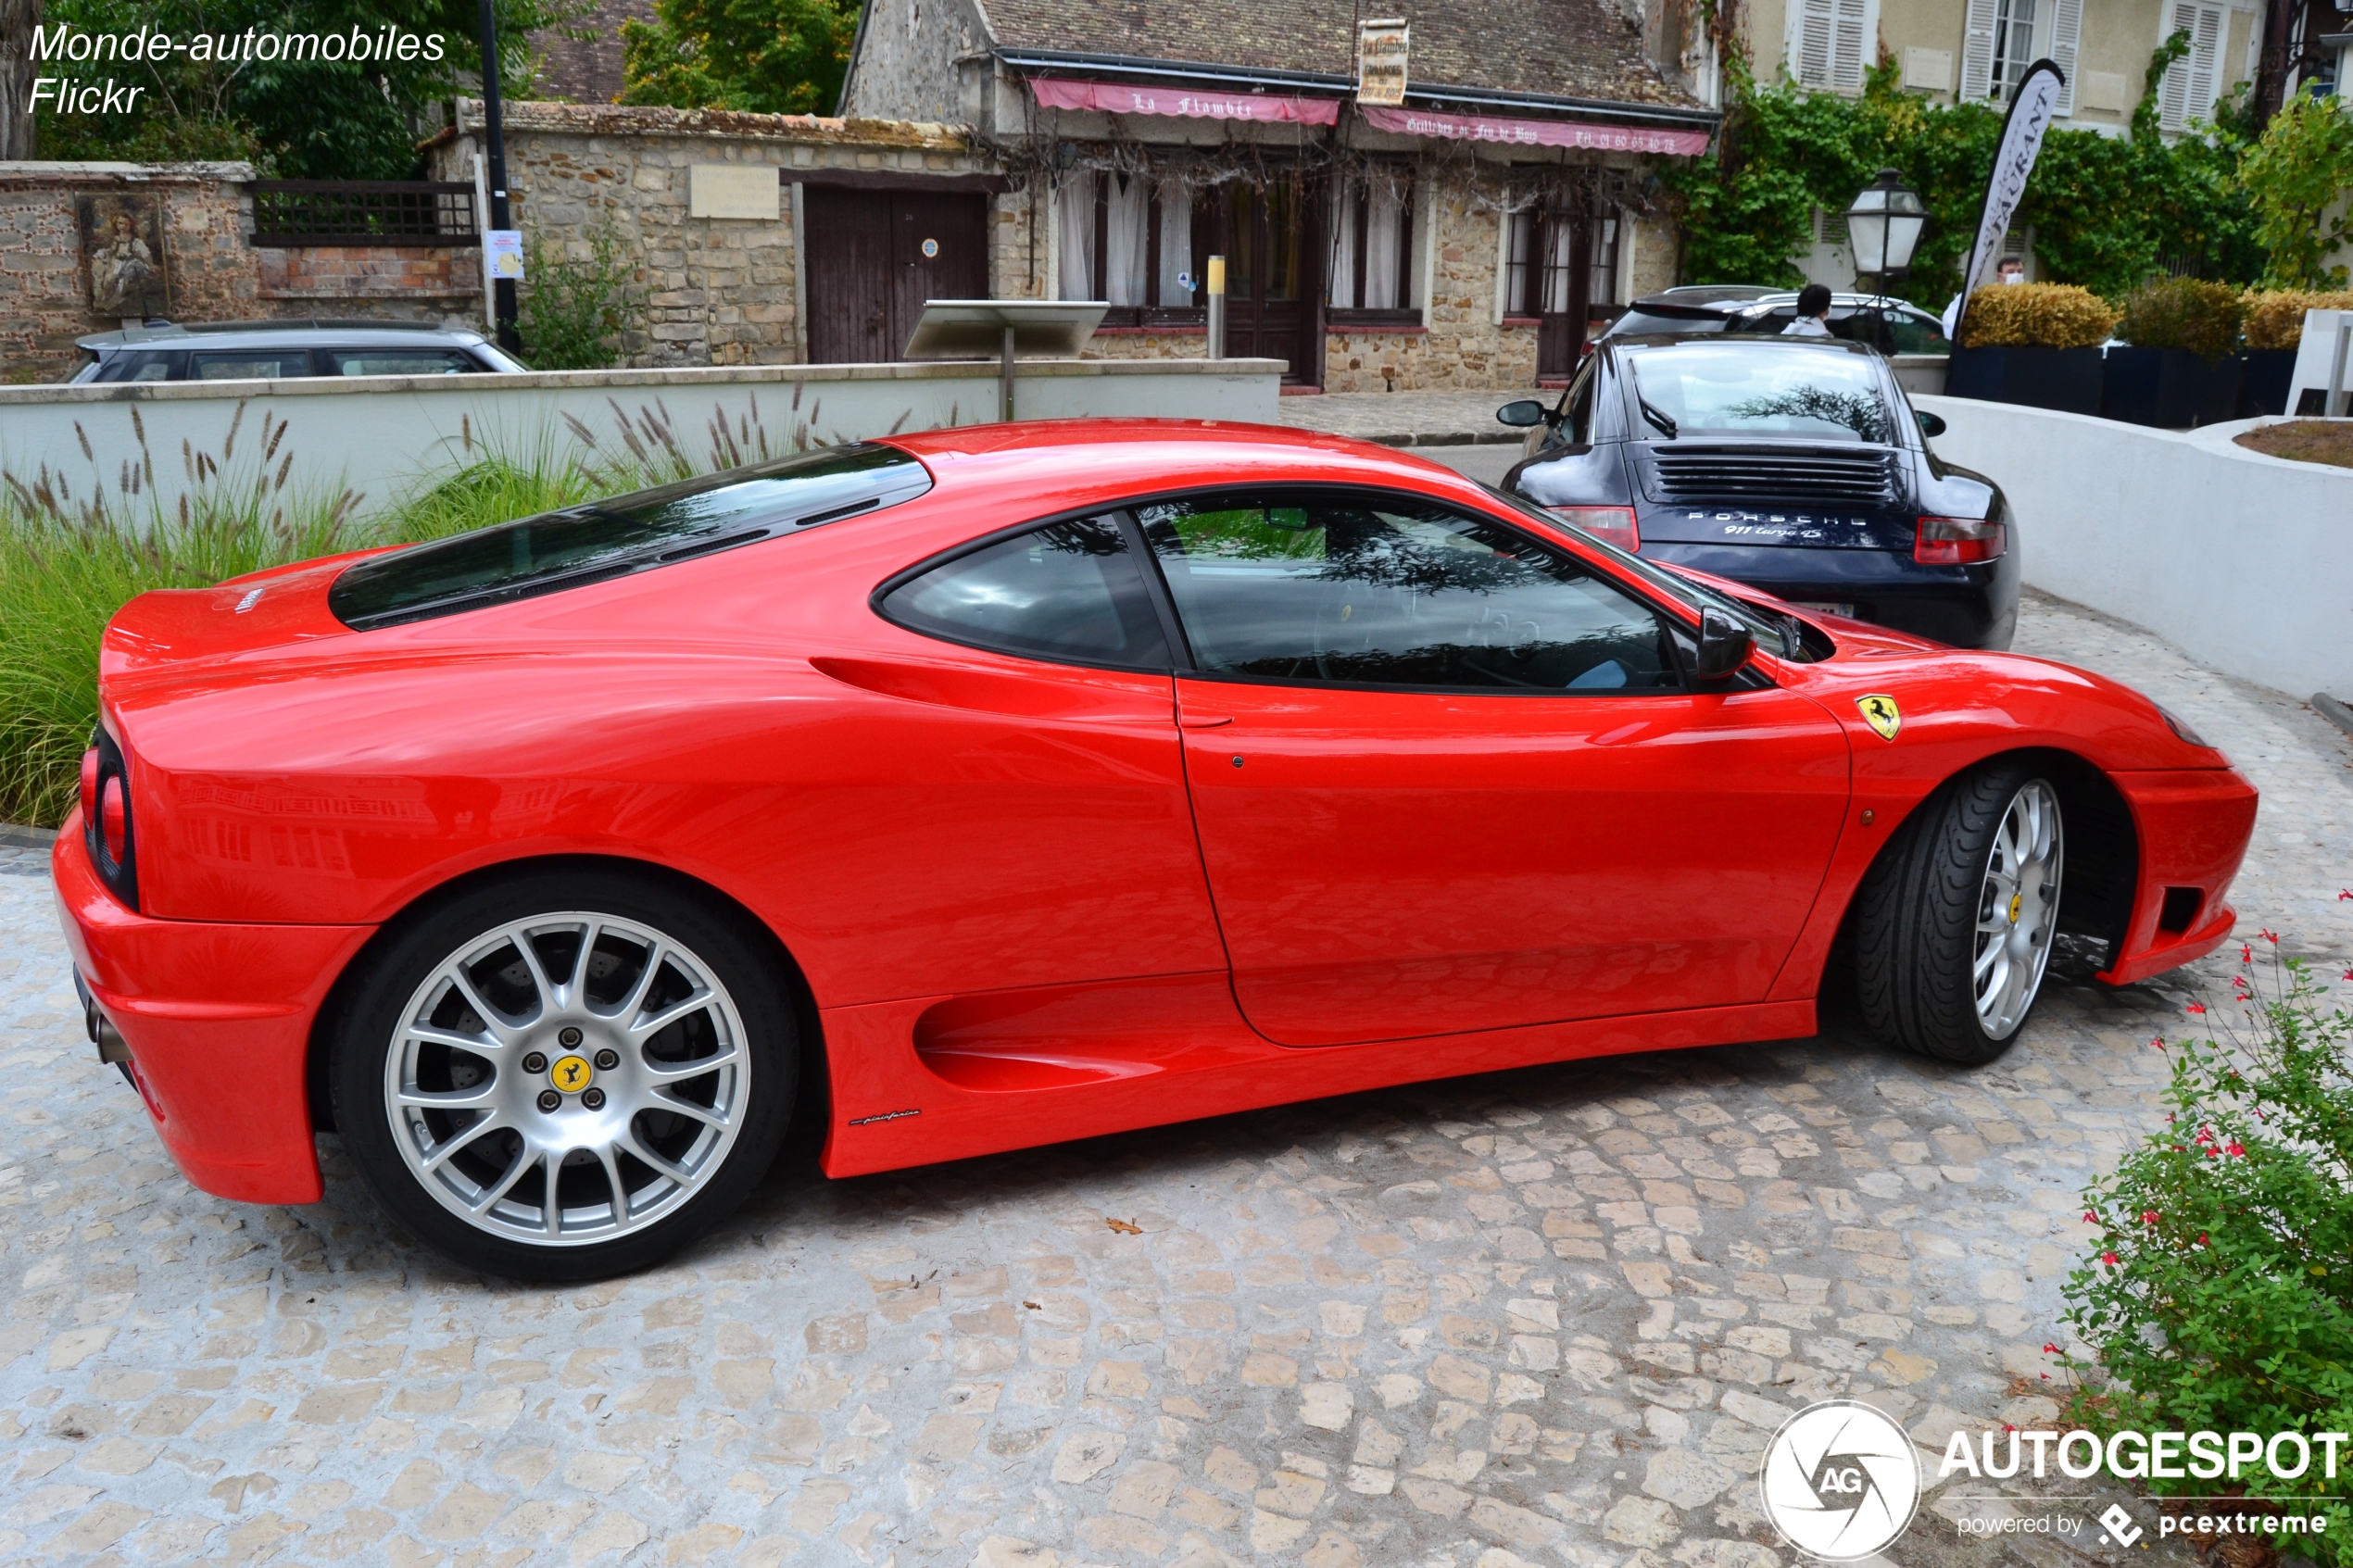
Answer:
[77, 318, 492, 352]
[1604, 332, 1883, 356]
[1623, 290, 1931, 319]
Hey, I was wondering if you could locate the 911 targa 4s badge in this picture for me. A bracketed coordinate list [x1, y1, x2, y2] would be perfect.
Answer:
[56, 420, 2259, 1280]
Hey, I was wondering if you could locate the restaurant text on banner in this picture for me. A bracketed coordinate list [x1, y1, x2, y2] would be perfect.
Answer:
[1358, 104, 1710, 157]
[1028, 78, 1343, 125]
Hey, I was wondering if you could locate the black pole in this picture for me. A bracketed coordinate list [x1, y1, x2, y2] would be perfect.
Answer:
[477, 0, 521, 353]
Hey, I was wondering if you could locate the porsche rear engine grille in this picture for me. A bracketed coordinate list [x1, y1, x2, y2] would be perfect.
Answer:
[1646, 447, 1900, 506]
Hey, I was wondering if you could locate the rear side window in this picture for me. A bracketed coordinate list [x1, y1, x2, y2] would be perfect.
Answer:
[191, 350, 314, 380]
[878, 517, 1170, 671]
[333, 350, 483, 376]
[331, 443, 932, 631]
[94, 351, 180, 383]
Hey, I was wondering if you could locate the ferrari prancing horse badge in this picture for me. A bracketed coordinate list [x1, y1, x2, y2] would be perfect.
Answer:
[1856, 694, 1902, 741]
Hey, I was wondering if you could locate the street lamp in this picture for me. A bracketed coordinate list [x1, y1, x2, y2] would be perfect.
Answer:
[1844, 169, 1927, 288]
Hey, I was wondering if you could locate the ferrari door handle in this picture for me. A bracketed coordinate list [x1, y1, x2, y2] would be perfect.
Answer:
[1177, 711, 1233, 728]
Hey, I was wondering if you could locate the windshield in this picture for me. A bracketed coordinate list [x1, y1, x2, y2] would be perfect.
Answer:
[330, 443, 931, 630]
[1627, 343, 1894, 444]
[1480, 483, 1813, 661]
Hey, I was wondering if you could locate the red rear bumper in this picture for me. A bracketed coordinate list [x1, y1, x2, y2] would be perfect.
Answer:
[2096, 768, 2260, 986]
[51, 809, 372, 1204]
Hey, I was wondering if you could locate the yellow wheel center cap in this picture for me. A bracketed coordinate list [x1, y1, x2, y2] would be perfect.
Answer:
[549, 1054, 593, 1094]
[2007, 893, 2023, 925]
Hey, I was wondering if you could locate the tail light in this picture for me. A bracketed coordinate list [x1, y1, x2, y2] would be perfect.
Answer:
[1545, 506, 1641, 553]
[1915, 515, 2006, 565]
[82, 727, 139, 910]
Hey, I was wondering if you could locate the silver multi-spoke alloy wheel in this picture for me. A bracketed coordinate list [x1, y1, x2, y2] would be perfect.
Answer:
[1971, 780, 2063, 1040]
[384, 912, 751, 1247]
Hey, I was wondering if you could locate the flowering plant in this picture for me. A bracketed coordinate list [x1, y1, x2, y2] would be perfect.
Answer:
[2063, 943, 2353, 1562]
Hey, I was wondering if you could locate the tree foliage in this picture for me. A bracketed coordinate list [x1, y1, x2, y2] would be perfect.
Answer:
[31, 0, 573, 177]
[2240, 96, 2353, 289]
[619, 0, 856, 117]
[1664, 44, 2266, 304]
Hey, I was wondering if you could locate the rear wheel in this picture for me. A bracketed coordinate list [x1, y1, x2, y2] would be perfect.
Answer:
[1856, 765, 2064, 1064]
[332, 869, 792, 1281]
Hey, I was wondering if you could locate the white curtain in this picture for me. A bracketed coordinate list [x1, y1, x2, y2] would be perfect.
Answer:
[1055, 172, 1097, 301]
[1365, 178, 1406, 309]
[1328, 183, 1358, 308]
[1105, 174, 1149, 307]
[1543, 219, 1575, 315]
[1157, 184, 1194, 305]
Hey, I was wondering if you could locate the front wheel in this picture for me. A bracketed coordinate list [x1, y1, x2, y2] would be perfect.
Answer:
[331, 869, 793, 1281]
[1856, 766, 2064, 1064]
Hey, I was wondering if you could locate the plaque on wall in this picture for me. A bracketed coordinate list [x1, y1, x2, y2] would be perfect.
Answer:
[80, 194, 171, 320]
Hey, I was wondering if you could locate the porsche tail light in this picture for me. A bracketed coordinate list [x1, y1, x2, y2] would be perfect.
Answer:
[1915, 515, 2006, 565]
[82, 727, 139, 910]
[1546, 506, 1640, 553]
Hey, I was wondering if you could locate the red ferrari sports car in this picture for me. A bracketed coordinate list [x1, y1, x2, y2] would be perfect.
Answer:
[57, 421, 2256, 1279]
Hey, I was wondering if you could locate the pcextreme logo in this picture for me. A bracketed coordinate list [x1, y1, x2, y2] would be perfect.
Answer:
[1760, 1400, 1922, 1561]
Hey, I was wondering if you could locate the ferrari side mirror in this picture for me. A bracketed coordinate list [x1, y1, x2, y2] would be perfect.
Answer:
[1497, 399, 1551, 428]
[1692, 608, 1754, 685]
[1916, 409, 1946, 437]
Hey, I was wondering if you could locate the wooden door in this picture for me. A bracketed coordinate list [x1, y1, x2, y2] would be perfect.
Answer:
[1536, 210, 1594, 383]
[888, 192, 988, 357]
[1207, 175, 1324, 387]
[804, 187, 988, 364]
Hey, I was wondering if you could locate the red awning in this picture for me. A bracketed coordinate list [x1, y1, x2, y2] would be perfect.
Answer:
[1028, 77, 1343, 126]
[1359, 104, 1708, 157]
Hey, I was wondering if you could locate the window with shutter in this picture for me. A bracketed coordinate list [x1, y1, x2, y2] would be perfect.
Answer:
[1790, 0, 1877, 91]
[1959, 0, 1999, 103]
[2047, 0, 2082, 114]
[2158, 1, 2225, 131]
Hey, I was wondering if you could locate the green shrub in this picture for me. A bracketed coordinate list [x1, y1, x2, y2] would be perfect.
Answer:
[517, 214, 643, 371]
[2241, 95, 2353, 289]
[1957, 282, 2119, 348]
[2244, 289, 2353, 350]
[2118, 278, 2247, 358]
[2062, 944, 2353, 1563]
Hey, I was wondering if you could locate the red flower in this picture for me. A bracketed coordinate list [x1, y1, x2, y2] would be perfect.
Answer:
[2242, 945, 2254, 962]
[2144, 1210, 2160, 1224]
[2261, 929, 2278, 944]
[2225, 1140, 2246, 1157]
[2198, 1233, 2208, 1245]
[2083, 1210, 2097, 1223]
[2102, 1251, 2120, 1265]
[2186, 1002, 2207, 1015]
[2339, 889, 2351, 901]
[2044, 1342, 2062, 1354]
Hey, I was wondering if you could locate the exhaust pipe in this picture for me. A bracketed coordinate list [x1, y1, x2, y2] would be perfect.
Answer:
[72, 969, 131, 1066]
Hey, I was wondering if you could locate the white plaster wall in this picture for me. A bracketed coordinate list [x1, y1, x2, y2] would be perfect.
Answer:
[1915, 395, 2353, 701]
[0, 359, 1286, 526]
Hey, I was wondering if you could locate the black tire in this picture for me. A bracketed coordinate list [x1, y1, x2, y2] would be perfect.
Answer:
[1855, 763, 2064, 1065]
[331, 866, 794, 1282]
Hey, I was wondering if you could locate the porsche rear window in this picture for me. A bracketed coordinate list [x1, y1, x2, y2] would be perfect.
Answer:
[330, 443, 931, 630]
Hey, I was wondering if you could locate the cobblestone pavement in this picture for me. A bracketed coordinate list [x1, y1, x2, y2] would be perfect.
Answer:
[3, 593, 2347, 1568]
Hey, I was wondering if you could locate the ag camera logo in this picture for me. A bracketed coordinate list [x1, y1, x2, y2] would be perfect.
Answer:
[1760, 1400, 1922, 1560]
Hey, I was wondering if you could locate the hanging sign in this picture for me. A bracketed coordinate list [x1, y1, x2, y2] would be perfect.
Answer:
[1953, 58, 2065, 341]
[1357, 19, 1410, 107]
[1359, 104, 1710, 157]
[1027, 77, 1341, 125]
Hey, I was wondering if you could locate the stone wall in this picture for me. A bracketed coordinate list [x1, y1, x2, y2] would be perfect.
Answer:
[425, 100, 997, 369]
[0, 164, 258, 383]
[0, 162, 499, 383]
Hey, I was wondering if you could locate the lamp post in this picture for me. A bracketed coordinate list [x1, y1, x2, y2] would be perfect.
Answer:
[477, 0, 521, 353]
[1844, 168, 1928, 295]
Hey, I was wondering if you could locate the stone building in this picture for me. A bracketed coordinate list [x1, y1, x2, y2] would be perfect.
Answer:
[839, 0, 1716, 390]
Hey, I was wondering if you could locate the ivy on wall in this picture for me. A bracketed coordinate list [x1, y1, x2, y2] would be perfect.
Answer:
[1662, 44, 2269, 304]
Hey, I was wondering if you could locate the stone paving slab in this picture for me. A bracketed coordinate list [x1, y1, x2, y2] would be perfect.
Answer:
[2, 592, 2347, 1568]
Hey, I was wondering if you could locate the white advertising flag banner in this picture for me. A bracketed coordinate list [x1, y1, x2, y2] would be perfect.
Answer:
[1955, 58, 2065, 335]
